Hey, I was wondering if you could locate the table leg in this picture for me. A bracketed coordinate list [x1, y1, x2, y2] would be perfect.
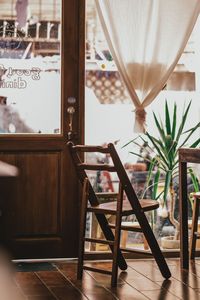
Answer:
[179, 161, 189, 269]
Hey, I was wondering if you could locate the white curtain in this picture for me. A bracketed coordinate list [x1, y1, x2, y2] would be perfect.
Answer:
[95, 0, 200, 132]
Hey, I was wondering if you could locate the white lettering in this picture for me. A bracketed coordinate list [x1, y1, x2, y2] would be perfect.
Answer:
[18, 77, 27, 89]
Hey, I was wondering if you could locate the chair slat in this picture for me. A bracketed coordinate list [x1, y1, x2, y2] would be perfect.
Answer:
[84, 238, 115, 245]
[73, 145, 110, 153]
[120, 247, 153, 256]
[96, 192, 118, 198]
[109, 223, 143, 232]
[77, 163, 116, 172]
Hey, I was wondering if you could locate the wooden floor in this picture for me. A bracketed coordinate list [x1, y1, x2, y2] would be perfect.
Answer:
[6, 258, 200, 299]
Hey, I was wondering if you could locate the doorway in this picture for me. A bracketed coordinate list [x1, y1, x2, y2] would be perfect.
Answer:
[0, 0, 84, 259]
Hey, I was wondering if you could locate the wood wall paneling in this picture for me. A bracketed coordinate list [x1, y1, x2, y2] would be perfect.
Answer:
[0, 152, 61, 238]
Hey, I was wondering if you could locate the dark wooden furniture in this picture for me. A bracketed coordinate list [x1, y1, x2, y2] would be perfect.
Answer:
[179, 148, 200, 269]
[190, 193, 200, 259]
[68, 142, 171, 286]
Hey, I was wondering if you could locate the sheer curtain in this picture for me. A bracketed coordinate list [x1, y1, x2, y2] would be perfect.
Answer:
[95, 0, 200, 132]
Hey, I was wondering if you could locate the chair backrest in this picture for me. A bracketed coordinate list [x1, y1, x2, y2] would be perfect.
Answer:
[67, 142, 142, 212]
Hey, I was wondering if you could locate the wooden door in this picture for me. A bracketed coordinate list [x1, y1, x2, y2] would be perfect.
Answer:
[0, 0, 84, 259]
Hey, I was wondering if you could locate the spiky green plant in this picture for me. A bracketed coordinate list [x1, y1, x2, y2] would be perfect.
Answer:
[125, 101, 200, 239]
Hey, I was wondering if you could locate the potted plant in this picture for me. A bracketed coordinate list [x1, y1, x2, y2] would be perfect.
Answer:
[125, 100, 200, 248]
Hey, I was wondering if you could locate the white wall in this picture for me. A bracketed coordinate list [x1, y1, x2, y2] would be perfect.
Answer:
[85, 87, 200, 163]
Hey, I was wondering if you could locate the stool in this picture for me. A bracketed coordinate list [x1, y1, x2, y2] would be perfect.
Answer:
[190, 192, 200, 259]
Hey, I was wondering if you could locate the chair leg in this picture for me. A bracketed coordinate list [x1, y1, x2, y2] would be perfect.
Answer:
[94, 213, 127, 271]
[77, 178, 89, 280]
[111, 184, 123, 287]
[136, 211, 171, 279]
[111, 213, 122, 287]
[190, 198, 200, 260]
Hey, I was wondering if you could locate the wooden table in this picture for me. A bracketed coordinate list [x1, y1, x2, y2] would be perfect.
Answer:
[179, 148, 200, 269]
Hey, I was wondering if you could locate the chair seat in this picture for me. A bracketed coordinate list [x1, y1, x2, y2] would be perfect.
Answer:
[87, 199, 159, 215]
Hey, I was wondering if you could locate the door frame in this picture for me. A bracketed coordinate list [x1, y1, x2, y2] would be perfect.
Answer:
[0, 0, 85, 259]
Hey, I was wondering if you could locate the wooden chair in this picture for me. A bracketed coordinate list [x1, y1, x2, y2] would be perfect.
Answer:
[67, 142, 171, 286]
[190, 193, 200, 259]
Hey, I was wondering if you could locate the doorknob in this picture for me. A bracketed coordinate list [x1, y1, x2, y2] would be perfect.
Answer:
[67, 106, 75, 131]
[67, 106, 76, 141]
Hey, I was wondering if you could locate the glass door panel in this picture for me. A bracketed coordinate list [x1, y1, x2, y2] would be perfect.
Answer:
[0, 0, 61, 134]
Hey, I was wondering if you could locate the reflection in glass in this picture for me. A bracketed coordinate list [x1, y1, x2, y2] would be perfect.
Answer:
[0, 0, 61, 134]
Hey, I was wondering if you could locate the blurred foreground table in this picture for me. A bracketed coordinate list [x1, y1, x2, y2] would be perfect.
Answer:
[0, 161, 18, 177]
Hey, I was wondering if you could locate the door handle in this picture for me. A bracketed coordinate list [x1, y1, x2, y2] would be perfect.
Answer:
[67, 106, 76, 141]
[67, 106, 75, 131]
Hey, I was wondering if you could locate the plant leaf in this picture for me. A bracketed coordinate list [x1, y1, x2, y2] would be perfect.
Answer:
[147, 158, 156, 186]
[165, 100, 171, 135]
[129, 151, 151, 163]
[146, 132, 169, 168]
[163, 170, 172, 201]
[189, 168, 200, 192]
[171, 103, 177, 139]
[155, 190, 164, 201]
[153, 112, 166, 144]
[179, 121, 200, 149]
[175, 100, 192, 143]
[182, 121, 200, 134]
[190, 138, 200, 148]
[122, 137, 138, 148]
[152, 169, 160, 200]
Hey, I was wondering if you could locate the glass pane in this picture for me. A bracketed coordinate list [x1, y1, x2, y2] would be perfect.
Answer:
[0, 0, 61, 134]
[85, 0, 200, 253]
